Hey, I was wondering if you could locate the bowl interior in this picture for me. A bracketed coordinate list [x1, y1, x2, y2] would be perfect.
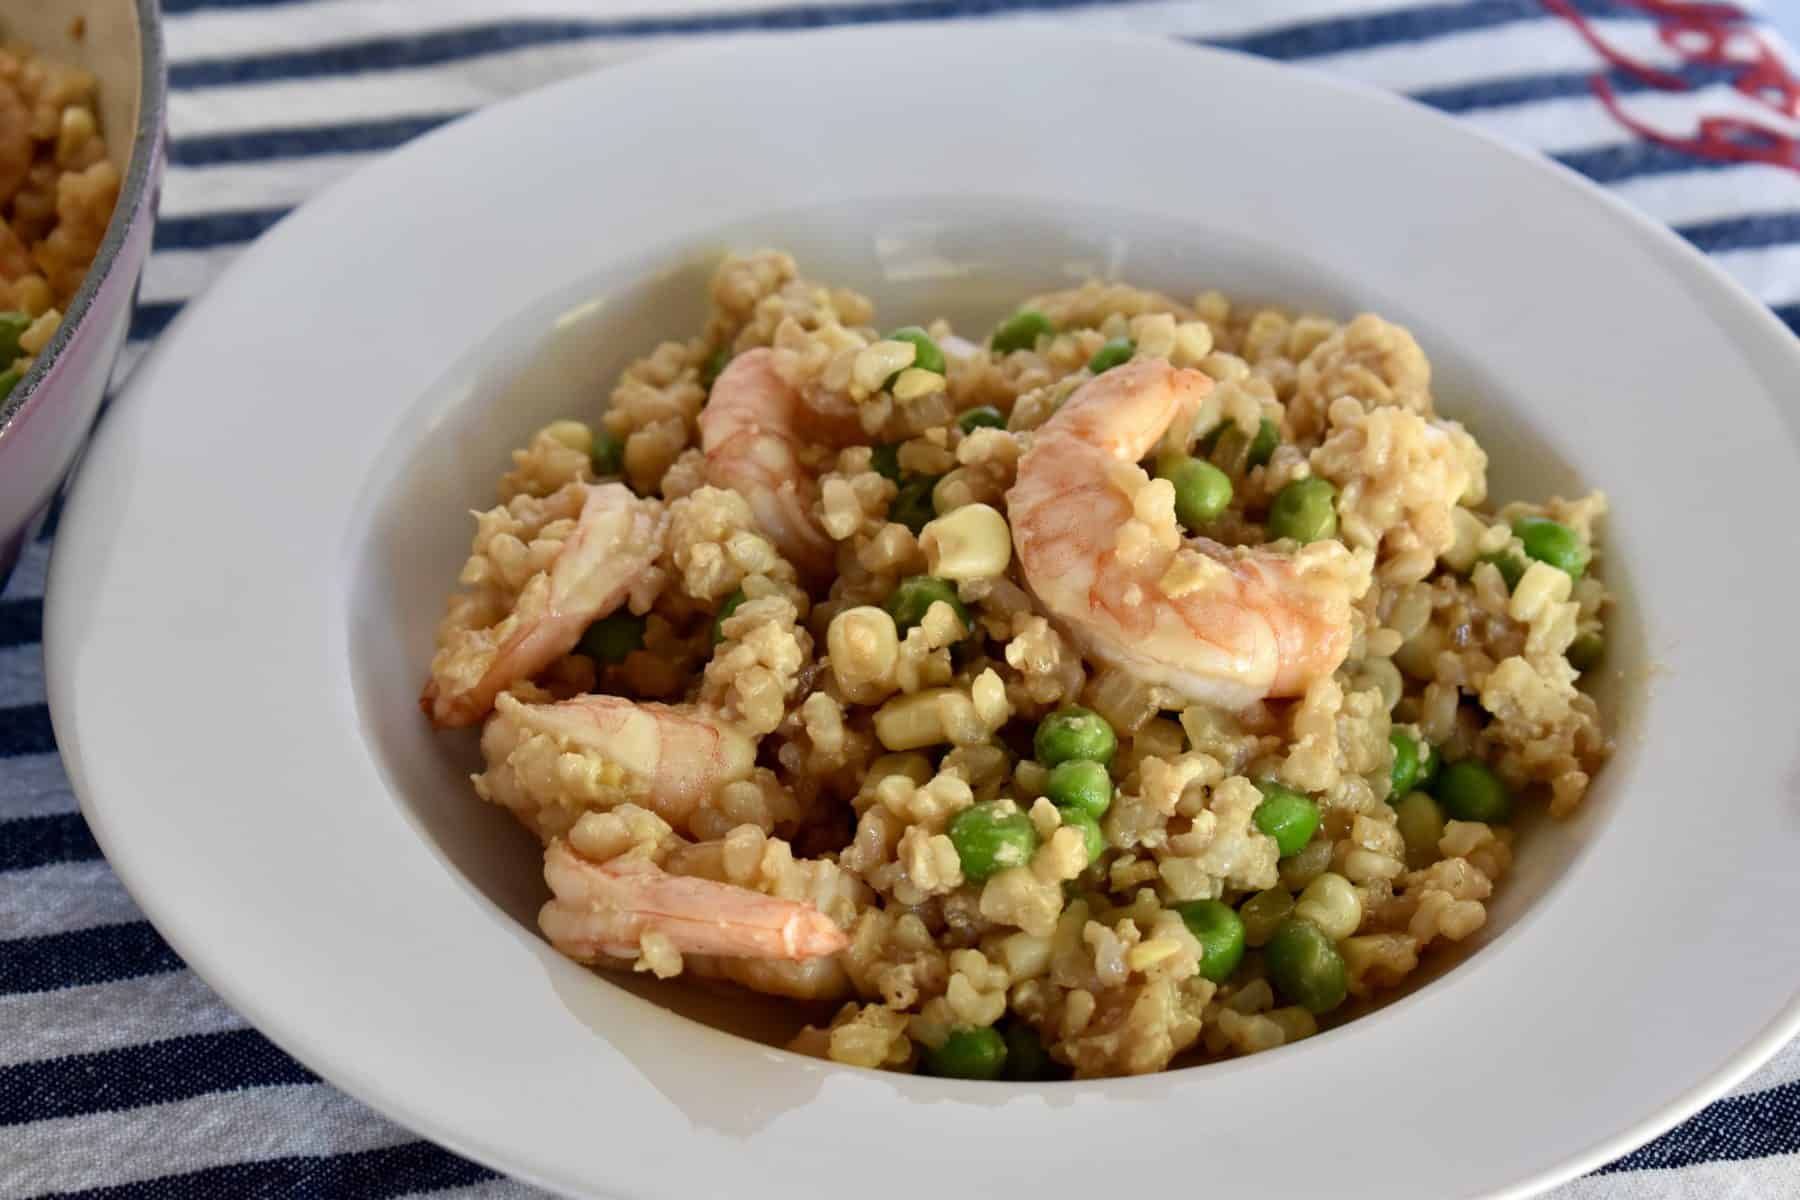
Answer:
[345, 195, 1642, 1053]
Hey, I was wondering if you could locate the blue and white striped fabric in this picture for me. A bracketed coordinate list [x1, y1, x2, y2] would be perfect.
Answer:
[5, 2, 1799, 1195]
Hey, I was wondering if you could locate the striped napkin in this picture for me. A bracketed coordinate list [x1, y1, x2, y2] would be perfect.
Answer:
[6, 2, 1799, 1196]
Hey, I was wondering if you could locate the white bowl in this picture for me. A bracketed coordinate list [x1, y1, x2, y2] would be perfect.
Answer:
[45, 27, 1800, 1200]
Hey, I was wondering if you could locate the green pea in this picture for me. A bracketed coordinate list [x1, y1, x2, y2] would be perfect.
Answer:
[1479, 551, 1527, 593]
[1433, 759, 1512, 824]
[886, 326, 946, 378]
[957, 405, 1006, 434]
[1087, 337, 1135, 375]
[1264, 917, 1348, 1014]
[1033, 706, 1117, 768]
[1160, 455, 1233, 529]
[577, 611, 645, 665]
[0, 366, 21, 402]
[1058, 806, 1106, 866]
[1175, 899, 1247, 983]
[1253, 782, 1320, 858]
[1513, 516, 1588, 580]
[711, 589, 747, 644]
[0, 312, 28, 365]
[1388, 730, 1424, 800]
[947, 801, 1040, 883]
[890, 475, 941, 534]
[590, 429, 625, 478]
[1044, 759, 1112, 818]
[923, 1026, 1007, 1080]
[1267, 477, 1338, 544]
[1568, 631, 1605, 672]
[991, 308, 1053, 354]
[699, 346, 729, 392]
[884, 575, 972, 637]
[1000, 1021, 1060, 1081]
[870, 442, 902, 483]
[1247, 417, 1279, 467]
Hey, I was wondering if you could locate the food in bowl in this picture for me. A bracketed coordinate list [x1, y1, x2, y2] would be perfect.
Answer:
[422, 251, 1611, 1079]
[0, 3, 159, 589]
[0, 37, 120, 397]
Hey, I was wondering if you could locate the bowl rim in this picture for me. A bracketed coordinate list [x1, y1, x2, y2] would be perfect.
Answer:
[0, 0, 166, 438]
[45, 24, 1800, 1200]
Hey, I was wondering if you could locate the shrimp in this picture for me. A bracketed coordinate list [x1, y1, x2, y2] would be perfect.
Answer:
[541, 840, 848, 964]
[477, 692, 757, 842]
[422, 482, 665, 729]
[539, 807, 865, 1000]
[1006, 360, 1363, 709]
[699, 348, 856, 581]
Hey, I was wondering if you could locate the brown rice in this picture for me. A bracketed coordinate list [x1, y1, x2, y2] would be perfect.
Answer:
[426, 250, 1612, 1080]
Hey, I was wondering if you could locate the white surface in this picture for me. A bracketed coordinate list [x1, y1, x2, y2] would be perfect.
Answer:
[1769, 0, 1800, 53]
[44, 27, 1800, 1200]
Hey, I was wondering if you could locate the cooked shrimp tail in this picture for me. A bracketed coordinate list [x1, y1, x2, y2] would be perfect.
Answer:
[1007, 359, 1366, 708]
[540, 840, 849, 963]
[699, 348, 843, 581]
[422, 482, 666, 728]
[477, 692, 758, 842]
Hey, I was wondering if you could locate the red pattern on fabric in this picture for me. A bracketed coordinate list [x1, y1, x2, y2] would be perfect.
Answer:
[1544, 0, 1800, 170]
